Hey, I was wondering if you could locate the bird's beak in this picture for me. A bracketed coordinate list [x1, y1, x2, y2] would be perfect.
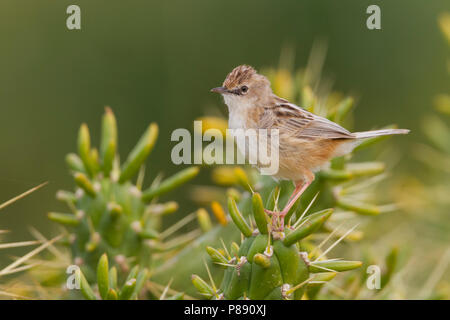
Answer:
[210, 86, 228, 94]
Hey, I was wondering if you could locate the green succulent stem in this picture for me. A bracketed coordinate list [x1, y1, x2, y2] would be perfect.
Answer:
[309, 260, 363, 273]
[119, 123, 158, 183]
[252, 193, 270, 234]
[284, 209, 333, 246]
[97, 254, 109, 299]
[74, 172, 96, 197]
[141, 166, 199, 202]
[227, 197, 253, 237]
[47, 212, 79, 226]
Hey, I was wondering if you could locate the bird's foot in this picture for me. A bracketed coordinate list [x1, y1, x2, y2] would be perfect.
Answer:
[264, 208, 289, 217]
[264, 209, 288, 231]
[279, 208, 289, 218]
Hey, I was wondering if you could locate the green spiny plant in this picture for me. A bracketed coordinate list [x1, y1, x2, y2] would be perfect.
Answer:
[192, 193, 361, 300]
[77, 253, 147, 300]
[0, 183, 58, 299]
[76, 253, 186, 300]
[49, 108, 200, 281]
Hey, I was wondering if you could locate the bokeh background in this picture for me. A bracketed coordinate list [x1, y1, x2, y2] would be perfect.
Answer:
[0, 0, 449, 294]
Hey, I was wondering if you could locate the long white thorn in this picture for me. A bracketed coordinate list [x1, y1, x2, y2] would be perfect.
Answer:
[0, 262, 40, 276]
[0, 182, 48, 211]
[309, 223, 344, 258]
[28, 227, 67, 262]
[293, 192, 319, 229]
[203, 259, 217, 296]
[314, 224, 359, 262]
[0, 290, 33, 300]
[286, 276, 315, 296]
[274, 188, 281, 211]
[0, 234, 62, 276]
[343, 173, 388, 194]
[159, 211, 197, 240]
[420, 248, 450, 299]
[220, 238, 231, 260]
[309, 263, 339, 273]
[159, 278, 173, 300]
[0, 240, 41, 250]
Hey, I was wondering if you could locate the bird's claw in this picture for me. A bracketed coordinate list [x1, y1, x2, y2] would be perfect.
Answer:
[265, 208, 289, 217]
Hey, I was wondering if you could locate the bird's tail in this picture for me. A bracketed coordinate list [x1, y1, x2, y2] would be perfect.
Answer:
[353, 128, 410, 139]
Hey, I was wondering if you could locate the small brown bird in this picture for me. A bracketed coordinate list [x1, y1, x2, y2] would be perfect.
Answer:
[211, 65, 409, 220]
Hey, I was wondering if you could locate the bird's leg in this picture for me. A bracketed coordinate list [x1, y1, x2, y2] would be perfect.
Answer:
[264, 182, 300, 216]
[279, 178, 313, 218]
[264, 178, 313, 231]
[281, 183, 300, 209]
[272, 180, 311, 231]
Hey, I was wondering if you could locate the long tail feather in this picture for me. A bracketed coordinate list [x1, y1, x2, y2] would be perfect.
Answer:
[353, 129, 410, 139]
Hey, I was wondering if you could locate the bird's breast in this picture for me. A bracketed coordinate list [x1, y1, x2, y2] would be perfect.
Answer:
[228, 110, 247, 130]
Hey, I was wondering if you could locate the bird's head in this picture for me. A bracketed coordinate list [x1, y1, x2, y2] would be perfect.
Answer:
[211, 65, 272, 109]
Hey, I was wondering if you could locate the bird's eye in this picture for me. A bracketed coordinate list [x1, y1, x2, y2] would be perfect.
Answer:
[241, 85, 248, 93]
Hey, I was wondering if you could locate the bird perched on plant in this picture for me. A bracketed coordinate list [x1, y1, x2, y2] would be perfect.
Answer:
[211, 65, 409, 222]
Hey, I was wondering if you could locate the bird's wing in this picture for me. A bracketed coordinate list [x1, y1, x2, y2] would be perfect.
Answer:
[259, 102, 355, 139]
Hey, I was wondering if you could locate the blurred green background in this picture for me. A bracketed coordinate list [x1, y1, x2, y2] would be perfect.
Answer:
[0, 0, 448, 245]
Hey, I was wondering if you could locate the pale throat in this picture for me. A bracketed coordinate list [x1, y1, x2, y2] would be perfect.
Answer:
[223, 94, 252, 130]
